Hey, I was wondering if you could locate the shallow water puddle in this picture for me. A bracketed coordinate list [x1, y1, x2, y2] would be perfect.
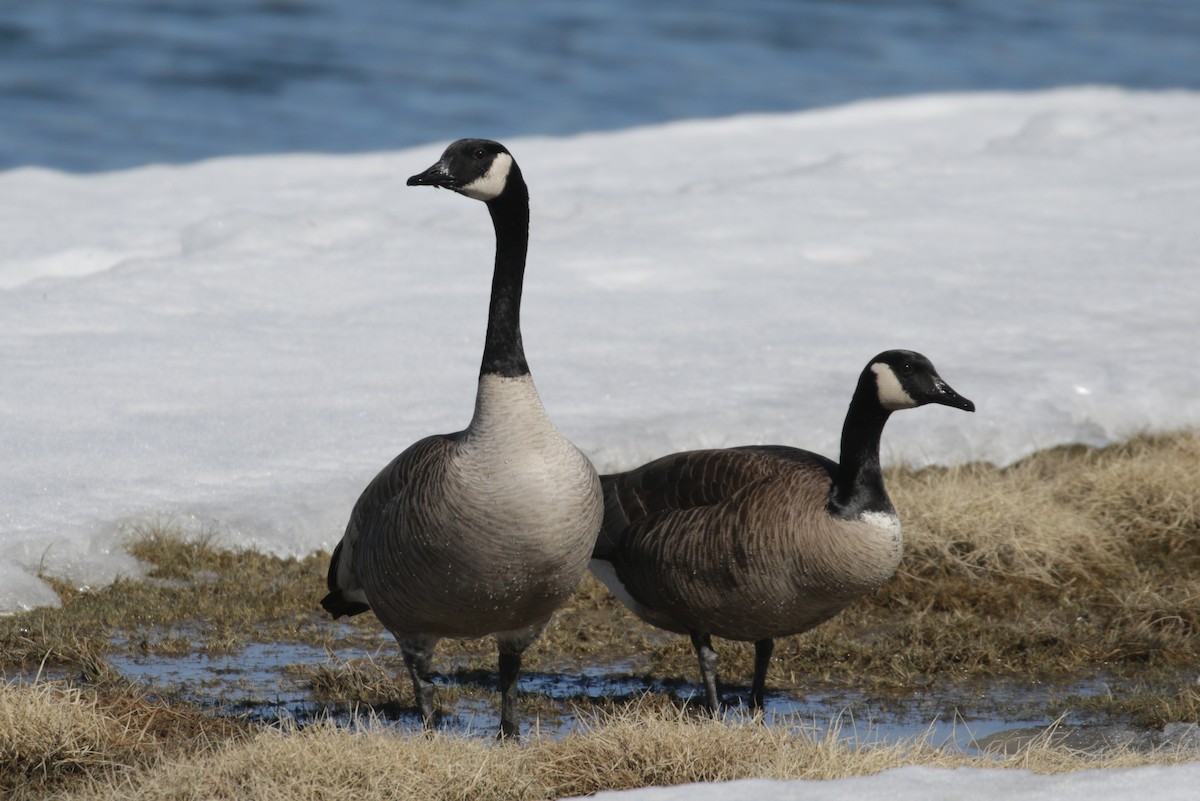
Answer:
[101, 646, 1200, 754]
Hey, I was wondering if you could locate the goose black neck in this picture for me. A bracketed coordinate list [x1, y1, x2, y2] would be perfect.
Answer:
[827, 376, 894, 520]
[480, 174, 531, 378]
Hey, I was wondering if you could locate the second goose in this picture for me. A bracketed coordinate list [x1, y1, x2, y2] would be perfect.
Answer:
[591, 349, 974, 711]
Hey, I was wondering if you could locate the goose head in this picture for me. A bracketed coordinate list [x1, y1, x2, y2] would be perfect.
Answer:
[407, 138, 520, 202]
[867, 350, 975, 413]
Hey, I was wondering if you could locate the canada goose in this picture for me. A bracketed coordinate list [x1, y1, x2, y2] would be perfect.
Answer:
[321, 139, 603, 739]
[591, 350, 974, 712]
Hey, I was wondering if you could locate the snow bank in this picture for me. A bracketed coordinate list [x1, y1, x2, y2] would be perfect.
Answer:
[2, 87, 1198, 612]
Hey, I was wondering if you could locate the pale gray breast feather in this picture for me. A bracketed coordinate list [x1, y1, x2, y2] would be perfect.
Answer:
[459, 374, 599, 502]
[351, 372, 601, 632]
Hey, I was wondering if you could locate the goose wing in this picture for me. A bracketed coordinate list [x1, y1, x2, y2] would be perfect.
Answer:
[595, 446, 837, 632]
[321, 433, 458, 618]
[596, 446, 836, 557]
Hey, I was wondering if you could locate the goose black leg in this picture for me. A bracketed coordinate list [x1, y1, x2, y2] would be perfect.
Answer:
[400, 638, 438, 728]
[689, 631, 721, 713]
[751, 638, 774, 713]
[497, 649, 523, 740]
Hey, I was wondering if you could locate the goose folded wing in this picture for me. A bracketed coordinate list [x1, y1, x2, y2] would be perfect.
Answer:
[323, 434, 459, 611]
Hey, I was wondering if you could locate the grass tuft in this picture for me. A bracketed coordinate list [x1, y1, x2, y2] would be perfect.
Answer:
[25, 696, 1191, 801]
[0, 680, 247, 800]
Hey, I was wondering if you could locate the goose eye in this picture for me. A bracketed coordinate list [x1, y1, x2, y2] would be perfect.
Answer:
[898, 362, 914, 376]
[473, 148, 487, 159]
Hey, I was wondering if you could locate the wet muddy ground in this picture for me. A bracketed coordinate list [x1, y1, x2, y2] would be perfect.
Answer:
[94, 640, 1200, 756]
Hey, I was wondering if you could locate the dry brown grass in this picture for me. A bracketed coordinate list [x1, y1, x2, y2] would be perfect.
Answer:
[0, 526, 372, 676]
[30, 695, 1191, 801]
[892, 430, 1200, 591]
[289, 654, 409, 707]
[0, 679, 247, 800]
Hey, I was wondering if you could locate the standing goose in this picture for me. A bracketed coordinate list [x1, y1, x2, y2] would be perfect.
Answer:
[591, 350, 974, 712]
[321, 139, 603, 739]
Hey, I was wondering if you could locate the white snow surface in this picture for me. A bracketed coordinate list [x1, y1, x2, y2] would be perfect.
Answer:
[566, 762, 1200, 801]
[1, 87, 1198, 617]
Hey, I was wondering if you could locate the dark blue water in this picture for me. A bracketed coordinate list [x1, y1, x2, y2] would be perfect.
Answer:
[2, 0, 1198, 172]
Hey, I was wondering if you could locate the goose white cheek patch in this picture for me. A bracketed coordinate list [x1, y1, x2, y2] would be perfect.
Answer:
[459, 152, 513, 201]
[872, 363, 916, 410]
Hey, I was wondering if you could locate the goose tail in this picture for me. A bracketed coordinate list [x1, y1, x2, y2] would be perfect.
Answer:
[320, 589, 370, 619]
[321, 539, 371, 619]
